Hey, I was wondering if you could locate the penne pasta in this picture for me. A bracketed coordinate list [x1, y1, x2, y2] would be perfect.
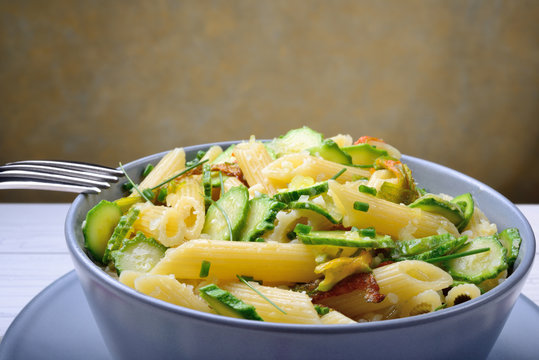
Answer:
[150, 239, 319, 283]
[320, 310, 357, 324]
[138, 148, 186, 191]
[134, 274, 213, 313]
[222, 281, 321, 324]
[329, 181, 459, 239]
[399, 289, 442, 317]
[133, 202, 184, 247]
[445, 284, 481, 307]
[262, 153, 371, 184]
[166, 176, 205, 240]
[234, 140, 279, 195]
[372, 260, 453, 301]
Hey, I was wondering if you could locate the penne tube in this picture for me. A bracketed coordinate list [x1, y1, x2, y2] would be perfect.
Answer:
[222, 281, 321, 324]
[167, 176, 205, 240]
[445, 283, 481, 307]
[372, 260, 453, 301]
[320, 310, 356, 325]
[399, 289, 442, 317]
[262, 153, 371, 184]
[133, 203, 184, 247]
[234, 141, 279, 195]
[200, 145, 223, 163]
[138, 148, 186, 191]
[150, 239, 319, 283]
[317, 290, 399, 319]
[118, 270, 144, 289]
[134, 274, 213, 313]
[328, 181, 459, 239]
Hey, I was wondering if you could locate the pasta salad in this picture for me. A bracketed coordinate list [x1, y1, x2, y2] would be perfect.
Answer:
[82, 126, 521, 324]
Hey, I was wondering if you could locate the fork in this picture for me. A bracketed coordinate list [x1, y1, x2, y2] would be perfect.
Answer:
[0, 160, 124, 194]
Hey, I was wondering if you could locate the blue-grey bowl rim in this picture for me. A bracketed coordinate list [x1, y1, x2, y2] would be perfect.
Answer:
[65, 141, 536, 334]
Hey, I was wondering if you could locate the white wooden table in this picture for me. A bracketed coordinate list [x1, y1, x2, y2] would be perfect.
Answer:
[0, 203, 538, 341]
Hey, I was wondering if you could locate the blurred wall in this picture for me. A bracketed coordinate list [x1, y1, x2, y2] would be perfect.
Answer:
[1, 0, 538, 203]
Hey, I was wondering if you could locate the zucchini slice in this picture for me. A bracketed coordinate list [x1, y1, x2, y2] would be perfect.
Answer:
[82, 200, 122, 263]
[273, 181, 329, 203]
[450, 193, 474, 231]
[111, 232, 167, 274]
[295, 225, 395, 249]
[409, 194, 464, 226]
[341, 143, 388, 166]
[445, 236, 508, 283]
[102, 207, 140, 264]
[288, 200, 342, 224]
[498, 227, 522, 267]
[392, 233, 456, 257]
[239, 195, 286, 242]
[202, 185, 250, 241]
[199, 284, 263, 321]
[308, 139, 352, 165]
[268, 126, 323, 157]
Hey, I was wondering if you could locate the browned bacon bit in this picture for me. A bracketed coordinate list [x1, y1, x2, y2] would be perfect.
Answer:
[327, 224, 352, 231]
[173, 163, 248, 187]
[210, 163, 248, 186]
[311, 273, 385, 304]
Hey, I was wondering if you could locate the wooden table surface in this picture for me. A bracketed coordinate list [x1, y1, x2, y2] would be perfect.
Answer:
[1, 203, 538, 340]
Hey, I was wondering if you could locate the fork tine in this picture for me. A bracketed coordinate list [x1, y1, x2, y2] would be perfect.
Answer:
[0, 170, 111, 189]
[0, 164, 120, 182]
[6, 160, 123, 176]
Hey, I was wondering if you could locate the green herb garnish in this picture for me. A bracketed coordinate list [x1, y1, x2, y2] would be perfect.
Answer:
[236, 275, 287, 315]
[204, 195, 234, 241]
[358, 185, 377, 196]
[353, 201, 370, 212]
[199, 260, 211, 278]
[142, 163, 154, 178]
[119, 162, 152, 202]
[425, 247, 490, 263]
[330, 168, 347, 180]
[150, 159, 209, 191]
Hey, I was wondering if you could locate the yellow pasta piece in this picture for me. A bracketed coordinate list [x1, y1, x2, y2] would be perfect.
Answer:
[234, 141, 279, 195]
[138, 148, 186, 191]
[320, 310, 356, 325]
[167, 176, 205, 240]
[328, 134, 353, 148]
[223, 176, 245, 193]
[200, 145, 223, 163]
[133, 203, 184, 247]
[372, 260, 453, 301]
[134, 274, 213, 313]
[399, 289, 442, 317]
[328, 181, 459, 238]
[150, 239, 319, 283]
[118, 270, 144, 289]
[222, 281, 321, 324]
[445, 284, 481, 307]
[263, 209, 332, 242]
[262, 153, 371, 185]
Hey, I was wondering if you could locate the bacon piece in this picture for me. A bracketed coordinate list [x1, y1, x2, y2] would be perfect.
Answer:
[176, 163, 248, 187]
[311, 272, 385, 304]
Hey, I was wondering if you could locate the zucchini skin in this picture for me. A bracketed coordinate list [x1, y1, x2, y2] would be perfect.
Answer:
[445, 236, 508, 284]
[273, 182, 329, 203]
[82, 200, 122, 264]
[199, 284, 263, 321]
[239, 196, 286, 242]
[102, 207, 140, 264]
[111, 232, 167, 274]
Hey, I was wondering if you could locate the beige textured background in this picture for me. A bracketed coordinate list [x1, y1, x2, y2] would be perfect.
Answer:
[1, 0, 538, 203]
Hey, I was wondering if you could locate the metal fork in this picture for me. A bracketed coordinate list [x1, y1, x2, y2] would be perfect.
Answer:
[0, 160, 124, 194]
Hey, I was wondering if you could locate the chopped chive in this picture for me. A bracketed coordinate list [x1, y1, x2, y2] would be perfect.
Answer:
[358, 185, 377, 196]
[119, 162, 152, 202]
[199, 260, 211, 278]
[356, 226, 376, 238]
[157, 187, 168, 202]
[286, 230, 297, 240]
[142, 163, 154, 178]
[237, 275, 287, 315]
[142, 188, 154, 200]
[204, 195, 234, 241]
[425, 247, 490, 263]
[330, 168, 347, 180]
[150, 159, 208, 191]
[353, 201, 370, 212]
[122, 182, 134, 191]
[314, 304, 330, 316]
